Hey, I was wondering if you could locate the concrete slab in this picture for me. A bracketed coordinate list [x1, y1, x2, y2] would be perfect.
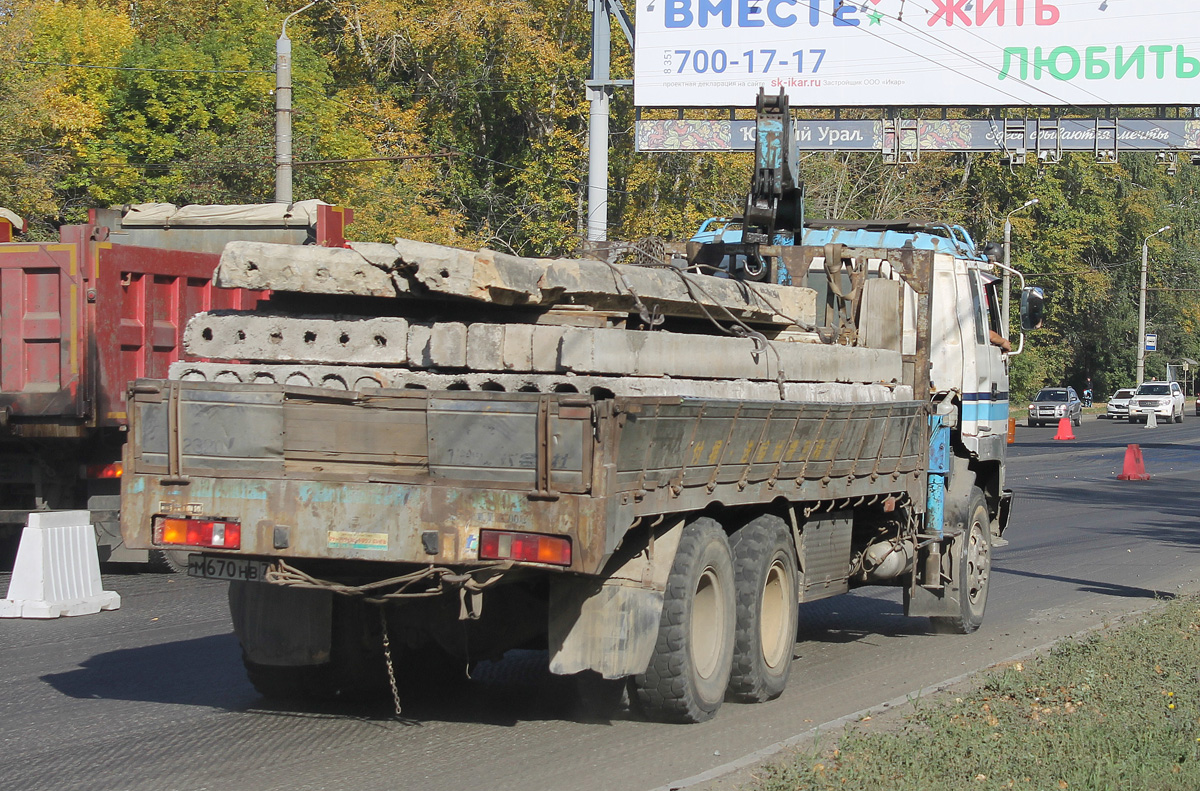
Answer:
[216, 238, 819, 328]
[184, 312, 409, 365]
[558, 327, 901, 384]
[170, 361, 912, 403]
[215, 241, 400, 296]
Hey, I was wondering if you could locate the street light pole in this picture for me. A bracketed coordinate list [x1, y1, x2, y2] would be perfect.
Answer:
[275, 0, 320, 205]
[1137, 225, 1171, 385]
[1002, 198, 1038, 336]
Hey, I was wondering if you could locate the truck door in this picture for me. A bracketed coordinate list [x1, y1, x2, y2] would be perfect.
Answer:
[969, 271, 1005, 460]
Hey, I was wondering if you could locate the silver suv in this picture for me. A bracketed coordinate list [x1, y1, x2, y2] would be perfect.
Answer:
[1131, 381, 1185, 424]
[1028, 387, 1082, 427]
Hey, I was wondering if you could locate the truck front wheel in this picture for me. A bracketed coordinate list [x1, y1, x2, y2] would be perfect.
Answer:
[931, 489, 991, 635]
[632, 517, 735, 723]
[727, 514, 798, 703]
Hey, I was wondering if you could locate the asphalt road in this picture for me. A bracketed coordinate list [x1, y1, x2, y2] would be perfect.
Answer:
[3, 414, 1200, 791]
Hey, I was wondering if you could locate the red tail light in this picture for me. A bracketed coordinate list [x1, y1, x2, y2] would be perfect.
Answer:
[83, 462, 123, 479]
[479, 530, 571, 566]
[156, 517, 241, 549]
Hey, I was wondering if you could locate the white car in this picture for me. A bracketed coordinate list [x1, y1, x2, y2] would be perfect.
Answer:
[1130, 381, 1185, 424]
[1105, 388, 1135, 420]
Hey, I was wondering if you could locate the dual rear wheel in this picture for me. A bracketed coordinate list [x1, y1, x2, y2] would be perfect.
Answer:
[631, 515, 799, 723]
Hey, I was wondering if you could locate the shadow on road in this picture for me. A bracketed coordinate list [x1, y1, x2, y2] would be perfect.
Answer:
[38, 635, 634, 727]
[794, 592, 928, 646]
[994, 566, 1176, 601]
[41, 633, 256, 709]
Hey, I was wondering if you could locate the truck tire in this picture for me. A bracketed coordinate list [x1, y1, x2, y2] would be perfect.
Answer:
[727, 514, 798, 703]
[242, 655, 338, 701]
[148, 549, 191, 573]
[632, 516, 735, 723]
[931, 488, 991, 635]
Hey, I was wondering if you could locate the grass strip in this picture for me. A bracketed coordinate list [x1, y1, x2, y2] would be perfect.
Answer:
[752, 596, 1200, 791]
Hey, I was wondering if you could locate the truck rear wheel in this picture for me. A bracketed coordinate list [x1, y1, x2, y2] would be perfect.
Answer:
[632, 516, 735, 723]
[931, 489, 991, 635]
[148, 549, 191, 573]
[727, 514, 798, 703]
[242, 656, 338, 701]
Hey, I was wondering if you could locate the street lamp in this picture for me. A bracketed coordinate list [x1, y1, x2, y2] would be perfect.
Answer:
[275, 0, 322, 204]
[1137, 225, 1171, 385]
[1002, 198, 1039, 335]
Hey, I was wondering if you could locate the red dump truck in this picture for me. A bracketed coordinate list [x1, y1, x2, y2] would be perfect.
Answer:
[0, 202, 351, 567]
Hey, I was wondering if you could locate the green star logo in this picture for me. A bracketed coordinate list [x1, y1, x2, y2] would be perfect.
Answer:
[868, 9, 884, 24]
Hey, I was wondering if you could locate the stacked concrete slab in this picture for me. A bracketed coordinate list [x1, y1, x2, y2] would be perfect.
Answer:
[171, 361, 913, 403]
[214, 239, 816, 326]
[185, 315, 899, 383]
[180, 236, 910, 402]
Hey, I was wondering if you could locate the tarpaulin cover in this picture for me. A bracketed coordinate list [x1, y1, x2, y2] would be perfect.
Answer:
[120, 200, 328, 228]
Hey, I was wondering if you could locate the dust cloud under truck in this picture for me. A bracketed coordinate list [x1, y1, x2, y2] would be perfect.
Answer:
[117, 215, 1039, 721]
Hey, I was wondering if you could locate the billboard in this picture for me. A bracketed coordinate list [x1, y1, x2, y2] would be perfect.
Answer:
[634, 118, 1200, 152]
[633, 0, 1200, 107]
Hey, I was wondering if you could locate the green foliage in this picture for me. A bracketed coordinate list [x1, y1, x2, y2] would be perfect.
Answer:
[754, 596, 1200, 791]
[2, 0, 1199, 395]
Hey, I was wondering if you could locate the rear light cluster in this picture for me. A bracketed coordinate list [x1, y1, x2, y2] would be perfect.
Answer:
[479, 530, 571, 566]
[156, 517, 241, 549]
[83, 462, 123, 479]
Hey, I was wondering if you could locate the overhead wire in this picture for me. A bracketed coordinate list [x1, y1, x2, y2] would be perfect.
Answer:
[13, 59, 271, 74]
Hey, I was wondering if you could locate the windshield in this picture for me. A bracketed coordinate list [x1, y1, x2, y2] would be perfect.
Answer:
[1035, 390, 1068, 402]
[1112, 390, 1133, 399]
[1137, 384, 1170, 396]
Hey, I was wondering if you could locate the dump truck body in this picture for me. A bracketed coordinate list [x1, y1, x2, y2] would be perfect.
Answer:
[0, 202, 350, 564]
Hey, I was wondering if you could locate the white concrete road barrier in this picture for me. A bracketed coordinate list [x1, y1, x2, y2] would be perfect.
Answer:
[0, 511, 121, 619]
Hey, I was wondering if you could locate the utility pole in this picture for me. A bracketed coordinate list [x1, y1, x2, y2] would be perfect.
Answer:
[585, 0, 633, 260]
[1137, 225, 1171, 385]
[276, 1, 320, 204]
[585, 0, 610, 258]
[1002, 198, 1038, 336]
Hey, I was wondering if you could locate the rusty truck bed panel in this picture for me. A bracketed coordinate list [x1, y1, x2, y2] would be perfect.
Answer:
[122, 380, 928, 574]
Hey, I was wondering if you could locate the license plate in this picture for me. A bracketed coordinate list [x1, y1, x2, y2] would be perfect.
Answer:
[187, 554, 273, 583]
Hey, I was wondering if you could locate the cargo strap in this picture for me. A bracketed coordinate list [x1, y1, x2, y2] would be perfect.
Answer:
[266, 559, 512, 611]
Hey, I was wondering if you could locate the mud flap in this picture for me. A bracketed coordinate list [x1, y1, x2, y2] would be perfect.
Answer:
[996, 488, 1014, 539]
[228, 581, 332, 666]
[548, 578, 664, 678]
[547, 518, 684, 679]
[89, 494, 150, 563]
[904, 531, 963, 618]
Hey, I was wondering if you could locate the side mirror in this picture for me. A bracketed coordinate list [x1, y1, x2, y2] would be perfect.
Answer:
[1020, 286, 1044, 331]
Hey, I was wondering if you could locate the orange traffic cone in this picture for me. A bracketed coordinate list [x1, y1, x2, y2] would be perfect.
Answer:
[1117, 443, 1151, 481]
[1007, 417, 1016, 444]
[1052, 417, 1075, 440]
